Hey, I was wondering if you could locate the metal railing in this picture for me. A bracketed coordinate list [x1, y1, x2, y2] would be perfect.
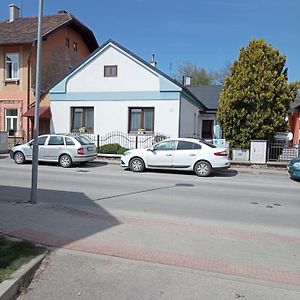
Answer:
[268, 142, 299, 161]
[82, 131, 169, 150]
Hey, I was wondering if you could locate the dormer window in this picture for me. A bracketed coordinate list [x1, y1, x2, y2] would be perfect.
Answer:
[5, 53, 19, 80]
[104, 65, 117, 77]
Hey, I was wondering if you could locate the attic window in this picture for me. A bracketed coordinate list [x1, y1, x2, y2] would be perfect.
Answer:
[104, 65, 117, 77]
[66, 38, 69, 48]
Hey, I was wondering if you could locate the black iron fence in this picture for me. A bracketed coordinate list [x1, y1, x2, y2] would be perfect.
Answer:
[268, 142, 299, 161]
[82, 131, 169, 150]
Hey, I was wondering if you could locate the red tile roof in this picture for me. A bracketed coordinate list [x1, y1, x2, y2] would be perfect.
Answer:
[0, 12, 98, 51]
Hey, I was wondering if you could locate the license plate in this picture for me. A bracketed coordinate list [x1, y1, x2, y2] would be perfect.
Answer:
[87, 147, 94, 151]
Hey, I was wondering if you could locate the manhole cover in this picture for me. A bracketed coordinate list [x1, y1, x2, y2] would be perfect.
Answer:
[250, 202, 258, 205]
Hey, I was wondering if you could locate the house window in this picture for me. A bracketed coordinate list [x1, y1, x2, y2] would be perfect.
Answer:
[5, 53, 19, 80]
[104, 65, 117, 77]
[71, 107, 94, 133]
[129, 107, 154, 133]
[66, 38, 70, 48]
[5, 109, 18, 135]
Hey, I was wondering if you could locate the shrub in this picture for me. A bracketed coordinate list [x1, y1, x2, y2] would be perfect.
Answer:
[98, 143, 128, 154]
[117, 147, 128, 155]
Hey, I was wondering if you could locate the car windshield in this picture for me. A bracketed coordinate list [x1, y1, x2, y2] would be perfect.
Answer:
[74, 135, 94, 145]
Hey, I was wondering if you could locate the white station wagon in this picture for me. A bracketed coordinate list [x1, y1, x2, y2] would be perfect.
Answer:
[10, 134, 97, 168]
[121, 138, 230, 177]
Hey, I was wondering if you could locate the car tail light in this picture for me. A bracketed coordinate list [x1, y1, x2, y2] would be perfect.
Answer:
[214, 150, 228, 157]
[77, 148, 84, 155]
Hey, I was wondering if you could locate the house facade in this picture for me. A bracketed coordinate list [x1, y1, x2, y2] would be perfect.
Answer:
[49, 40, 207, 140]
[0, 4, 98, 145]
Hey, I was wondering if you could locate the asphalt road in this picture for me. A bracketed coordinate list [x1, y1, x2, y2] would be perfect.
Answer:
[0, 155, 300, 299]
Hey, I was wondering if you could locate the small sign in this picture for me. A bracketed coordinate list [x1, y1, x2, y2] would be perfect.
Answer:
[274, 132, 293, 141]
[212, 139, 226, 147]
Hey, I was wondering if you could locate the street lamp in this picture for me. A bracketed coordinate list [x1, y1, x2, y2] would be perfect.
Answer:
[30, 0, 43, 204]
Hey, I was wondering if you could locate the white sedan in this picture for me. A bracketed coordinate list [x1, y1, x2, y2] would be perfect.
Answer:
[120, 138, 230, 177]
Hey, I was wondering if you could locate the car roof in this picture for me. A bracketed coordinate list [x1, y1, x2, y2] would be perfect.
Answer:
[163, 138, 204, 143]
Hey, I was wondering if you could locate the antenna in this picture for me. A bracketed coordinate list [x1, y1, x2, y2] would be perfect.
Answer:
[169, 63, 172, 76]
[20, 0, 23, 17]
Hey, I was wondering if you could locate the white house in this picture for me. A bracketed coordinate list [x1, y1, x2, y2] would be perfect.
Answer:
[49, 39, 208, 140]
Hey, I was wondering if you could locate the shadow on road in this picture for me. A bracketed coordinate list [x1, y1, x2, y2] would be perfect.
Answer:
[0, 185, 120, 248]
[127, 168, 238, 178]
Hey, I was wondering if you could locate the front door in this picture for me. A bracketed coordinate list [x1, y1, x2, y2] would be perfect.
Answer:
[147, 140, 176, 167]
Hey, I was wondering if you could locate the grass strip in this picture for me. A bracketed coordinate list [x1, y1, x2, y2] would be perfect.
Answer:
[0, 235, 44, 283]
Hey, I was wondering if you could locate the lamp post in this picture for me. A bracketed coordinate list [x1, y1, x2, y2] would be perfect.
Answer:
[30, 0, 43, 204]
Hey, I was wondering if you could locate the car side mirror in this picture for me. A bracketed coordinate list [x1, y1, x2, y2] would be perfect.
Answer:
[148, 146, 154, 151]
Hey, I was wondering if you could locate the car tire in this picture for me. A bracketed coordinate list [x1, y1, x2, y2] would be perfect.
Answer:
[59, 154, 72, 168]
[129, 157, 145, 172]
[14, 151, 25, 164]
[194, 160, 212, 177]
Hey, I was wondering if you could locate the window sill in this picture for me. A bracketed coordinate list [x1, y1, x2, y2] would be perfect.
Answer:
[128, 131, 154, 135]
[3, 79, 20, 85]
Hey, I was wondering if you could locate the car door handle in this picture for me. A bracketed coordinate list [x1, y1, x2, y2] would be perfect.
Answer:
[189, 154, 196, 156]
[165, 154, 172, 156]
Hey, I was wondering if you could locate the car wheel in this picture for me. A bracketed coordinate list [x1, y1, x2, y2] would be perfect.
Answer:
[194, 161, 212, 177]
[59, 154, 72, 168]
[14, 151, 25, 164]
[129, 157, 145, 172]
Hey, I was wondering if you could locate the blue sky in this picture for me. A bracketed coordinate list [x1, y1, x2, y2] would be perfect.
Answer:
[1, 0, 299, 82]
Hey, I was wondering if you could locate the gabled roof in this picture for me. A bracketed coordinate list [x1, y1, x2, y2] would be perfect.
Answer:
[187, 85, 222, 111]
[0, 11, 98, 51]
[50, 39, 207, 111]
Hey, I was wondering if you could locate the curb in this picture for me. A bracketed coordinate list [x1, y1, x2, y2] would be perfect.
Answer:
[0, 253, 46, 300]
[94, 156, 288, 174]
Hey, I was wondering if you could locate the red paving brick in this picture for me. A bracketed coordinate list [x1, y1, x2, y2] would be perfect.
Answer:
[8, 227, 300, 287]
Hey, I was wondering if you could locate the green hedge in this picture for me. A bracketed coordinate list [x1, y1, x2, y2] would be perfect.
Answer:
[97, 143, 128, 155]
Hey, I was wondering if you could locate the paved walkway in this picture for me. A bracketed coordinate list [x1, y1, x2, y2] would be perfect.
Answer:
[1, 193, 299, 290]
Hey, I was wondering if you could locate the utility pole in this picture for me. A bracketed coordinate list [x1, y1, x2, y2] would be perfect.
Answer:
[30, 0, 43, 204]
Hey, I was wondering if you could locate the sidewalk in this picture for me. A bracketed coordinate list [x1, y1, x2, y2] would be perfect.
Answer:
[1, 186, 300, 299]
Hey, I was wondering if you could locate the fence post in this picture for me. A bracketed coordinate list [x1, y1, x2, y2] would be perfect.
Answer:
[97, 134, 100, 149]
[135, 136, 138, 149]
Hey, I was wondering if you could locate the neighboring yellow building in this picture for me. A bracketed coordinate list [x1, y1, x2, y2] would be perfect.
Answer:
[0, 4, 98, 145]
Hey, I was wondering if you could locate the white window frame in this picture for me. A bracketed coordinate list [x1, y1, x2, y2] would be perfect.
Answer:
[5, 108, 18, 134]
[5, 52, 19, 80]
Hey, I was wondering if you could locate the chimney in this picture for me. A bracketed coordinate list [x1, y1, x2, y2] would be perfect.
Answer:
[150, 54, 157, 67]
[9, 4, 20, 22]
[184, 76, 191, 86]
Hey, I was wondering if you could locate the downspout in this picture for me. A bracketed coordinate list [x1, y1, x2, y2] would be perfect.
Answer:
[178, 93, 182, 138]
[27, 42, 35, 141]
